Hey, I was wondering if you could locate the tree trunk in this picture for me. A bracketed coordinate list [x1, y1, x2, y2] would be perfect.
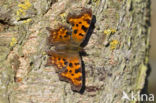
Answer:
[0, 0, 151, 103]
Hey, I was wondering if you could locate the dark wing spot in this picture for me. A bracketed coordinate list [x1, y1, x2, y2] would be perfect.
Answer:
[64, 34, 68, 38]
[81, 25, 88, 32]
[79, 22, 82, 24]
[85, 19, 91, 24]
[74, 63, 80, 65]
[76, 24, 78, 27]
[64, 61, 68, 65]
[79, 33, 84, 37]
[66, 31, 71, 35]
[72, 23, 74, 26]
[75, 76, 82, 81]
[58, 58, 61, 60]
[59, 35, 62, 38]
[71, 74, 74, 76]
[74, 29, 77, 34]
[75, 68, 81, 73]
[69, 63, 73, 67]
[69, 70, 72, 73]
[64, 69, 68, 73]
[63, 58, 66, 61]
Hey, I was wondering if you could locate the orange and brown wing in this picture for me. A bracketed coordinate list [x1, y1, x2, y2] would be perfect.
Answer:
[47, 26, 71, 46]
[46, 51, 68, 73]
[46, 50, 83, 92]
[67, 8, 92, 45]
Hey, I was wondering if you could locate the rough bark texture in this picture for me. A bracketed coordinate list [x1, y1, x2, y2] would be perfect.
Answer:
[0, 0, 151, 103]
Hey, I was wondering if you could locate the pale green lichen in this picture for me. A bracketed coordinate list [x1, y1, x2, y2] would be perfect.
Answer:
[42, 52, 46, 55]
[136, 64, 147, 90]
[131, 63, 148, 103]
[60, 12, 67, 23]
[92, 0, 100, 6]
[93, 0, 98, 2]
[60, 13, 66, 17]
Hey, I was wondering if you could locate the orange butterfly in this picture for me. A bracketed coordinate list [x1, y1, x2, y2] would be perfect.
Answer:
[46, 8, 93, 92]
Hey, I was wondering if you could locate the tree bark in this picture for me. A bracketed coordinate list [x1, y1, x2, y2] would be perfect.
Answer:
[0, 0, 151, 103]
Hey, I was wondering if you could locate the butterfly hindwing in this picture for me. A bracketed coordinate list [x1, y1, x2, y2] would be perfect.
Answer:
[46, 50, 83, 91]
[67, 8, 92, 45]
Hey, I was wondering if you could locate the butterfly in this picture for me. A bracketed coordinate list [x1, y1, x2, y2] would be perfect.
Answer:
[46, 8, 93, 92]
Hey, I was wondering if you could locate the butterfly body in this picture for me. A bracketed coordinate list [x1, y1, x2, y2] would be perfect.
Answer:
[46, 8, 93, 92]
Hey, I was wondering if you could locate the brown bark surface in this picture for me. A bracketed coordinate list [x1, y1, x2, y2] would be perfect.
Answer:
[0, 0, 150, 103]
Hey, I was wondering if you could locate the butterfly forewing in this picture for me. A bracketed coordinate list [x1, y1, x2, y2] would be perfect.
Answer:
[67, 8, 92, 45]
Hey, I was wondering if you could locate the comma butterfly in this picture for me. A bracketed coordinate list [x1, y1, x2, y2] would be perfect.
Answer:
[46, 8, 93, 92]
